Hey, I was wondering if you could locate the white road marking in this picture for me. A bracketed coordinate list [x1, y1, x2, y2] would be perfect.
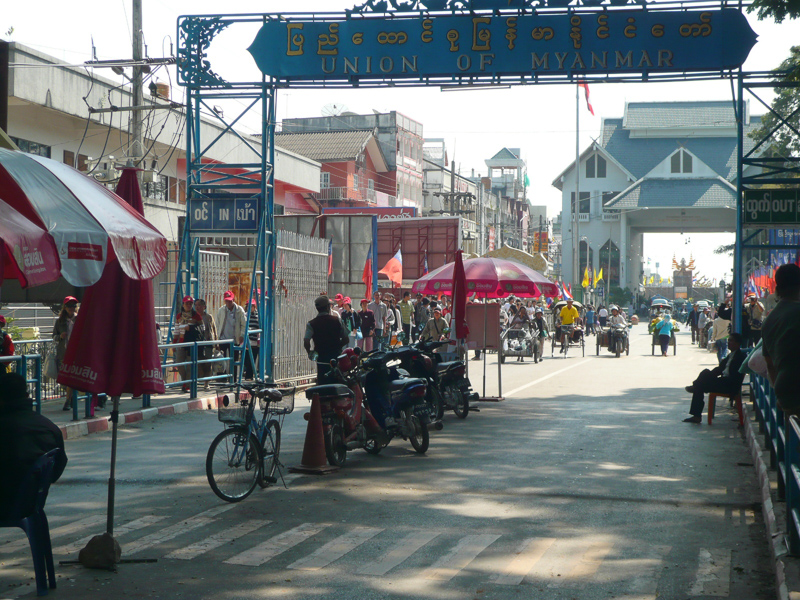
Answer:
[568, 543, 614, 583]
[164, 519, 271, 560]
[596, 544, 670, 600]
[424, 533, 500, 582]
[493, 537, 556, 585]
[225, 522, 330, 567]
[505, 360, 590, 397]
[689, 548, 731, 597]
[288, 526, 383, 571]
[0, 516, 104, 554]
[124, 517, 215, 555]
[55, 515, 167, 555]
[358, 530, 441, 576]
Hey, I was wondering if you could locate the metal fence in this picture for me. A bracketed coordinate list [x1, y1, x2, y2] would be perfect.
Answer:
[13, 340, 60, 400]
[273, 230, 328, 384]
[1, 304, 58, 340]
[751, 374, 800, 555]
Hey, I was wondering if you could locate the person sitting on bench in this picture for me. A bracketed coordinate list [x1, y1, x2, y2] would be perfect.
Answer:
[0, 373, 68, 515]
[682, 333, 746, 424]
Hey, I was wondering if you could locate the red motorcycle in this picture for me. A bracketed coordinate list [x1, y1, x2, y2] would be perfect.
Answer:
[305, 347, 385, 467]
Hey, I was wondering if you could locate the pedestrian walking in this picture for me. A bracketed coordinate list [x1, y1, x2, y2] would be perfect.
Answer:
[762, 264, 800, 416]
[340, 298, 361, 349]
[174, 295, 205, 392]
[304, 295, 349, 385]
[215, 290, 247, 380]
[368, 291, 388, 351]
[398, 292, 414, 345]
[357, 299, 375, 353]
[194, 298, 217, 389]
[414, 298, 430, 342]
[54, 296, 78, 410]
[655, 313, 674, 357]
[585, 305, 596, 335]
[687, 303, 700, 343]
[597, 304, 608, 328]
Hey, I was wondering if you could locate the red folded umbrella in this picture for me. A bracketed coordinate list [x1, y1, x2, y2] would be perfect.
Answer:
[452, 250, 468, 339]
[58, 169, 165, 397]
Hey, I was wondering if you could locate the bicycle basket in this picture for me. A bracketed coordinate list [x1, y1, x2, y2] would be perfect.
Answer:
[259, 387, 295, 415]
[217, 393, 251, 425]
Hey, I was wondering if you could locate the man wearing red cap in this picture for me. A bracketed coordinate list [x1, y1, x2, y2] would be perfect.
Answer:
[332, 293, 345, 317]
[215, 291, 247, 379]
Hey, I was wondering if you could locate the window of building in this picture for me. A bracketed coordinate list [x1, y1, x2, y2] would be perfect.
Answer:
[63, 150, 89, 171]
[586, 154, 606, 178]
[11, 137, 51, 158]
[670, 149, 693, 174]
[320, 171, 330, 189]
[353, 173, 359, 190]
[368, 179, 375, 191]
[142, 175, 168, 201]
[571, 191, 591, 214]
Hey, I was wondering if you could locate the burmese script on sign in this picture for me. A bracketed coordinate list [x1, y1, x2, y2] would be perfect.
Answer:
[247, 9, 757, 81]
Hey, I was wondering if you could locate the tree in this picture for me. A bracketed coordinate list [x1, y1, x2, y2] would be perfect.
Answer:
[748, 46, 800, 163]
[748, 0, 800, 23]
[608, 286, 633, 307]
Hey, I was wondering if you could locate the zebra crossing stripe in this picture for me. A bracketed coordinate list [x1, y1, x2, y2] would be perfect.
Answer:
[493, 537, 556, 586]
[689, 548, 731, 597]
[164, 519, 272, 560]
[123, 505, 235, 556]
[568, 543, 614, 583]
[0, 516, 104, 554]
[595, 544, 670, 599]
[288, 527, 383, 571]
[225, 523, 330, 567]
[424, 534, 501, 582]
[358, 531, 441, 576]
[55, 515, 167, 555]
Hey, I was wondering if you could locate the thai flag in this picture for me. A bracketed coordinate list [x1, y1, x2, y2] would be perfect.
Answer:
[327, 238, 333, 276]
[423, 251, 429, 275]
[560, 282, 573, 300]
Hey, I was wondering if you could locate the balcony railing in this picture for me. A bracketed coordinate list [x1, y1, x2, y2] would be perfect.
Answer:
[577, 213, 590, 222]
[602, 212, 620, 221]
[314, 187, 396, 206]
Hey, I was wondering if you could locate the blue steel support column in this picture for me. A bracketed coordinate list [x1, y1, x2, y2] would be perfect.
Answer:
[733, 72, 744, 333]
[264, 81, 276, 380]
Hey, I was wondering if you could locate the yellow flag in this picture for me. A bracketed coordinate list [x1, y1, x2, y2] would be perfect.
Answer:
[582, 267, 590, 288]
[649, 275, 654, 284]
[596, 268, 603, 282]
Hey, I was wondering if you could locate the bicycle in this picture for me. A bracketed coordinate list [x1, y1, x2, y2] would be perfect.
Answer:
[206, 381, 295, 503]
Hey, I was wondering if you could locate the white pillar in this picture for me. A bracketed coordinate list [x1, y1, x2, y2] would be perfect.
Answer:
[620, 214, 629, 290]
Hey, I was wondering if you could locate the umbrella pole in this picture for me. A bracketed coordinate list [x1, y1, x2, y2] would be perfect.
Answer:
[106, 394, 120, 537]
[482, 302, 487, 398]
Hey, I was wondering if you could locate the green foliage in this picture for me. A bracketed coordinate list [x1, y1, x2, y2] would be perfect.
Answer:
[608, 286, 633, 306]
[748, 46, 800, 165]
[747, 0, 800, 24]
[2, 316, 24, 341]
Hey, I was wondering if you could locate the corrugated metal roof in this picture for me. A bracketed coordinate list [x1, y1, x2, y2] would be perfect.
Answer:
[274, 130, 374, 162]
[624, 101, 738, 129]
[606, 178, 736, 209]
[600, 116, 761, 181]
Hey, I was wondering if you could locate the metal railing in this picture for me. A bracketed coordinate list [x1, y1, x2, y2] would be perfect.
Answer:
[0, 354, 43, 414]
[13, 340, 59, 400]
[751, 374, 800, 554]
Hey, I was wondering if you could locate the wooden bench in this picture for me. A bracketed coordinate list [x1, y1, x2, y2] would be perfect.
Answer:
[708, 392, 743, 426]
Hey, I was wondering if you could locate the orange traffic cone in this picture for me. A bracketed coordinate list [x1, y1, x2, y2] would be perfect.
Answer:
[289, 394, 340, 475]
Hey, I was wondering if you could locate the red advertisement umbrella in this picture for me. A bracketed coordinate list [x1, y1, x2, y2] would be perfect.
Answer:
[0, 197, 60, 289]
[411, 257, 560, 298]
[0, 148, 166, 286]
[58, 168, 165, 397]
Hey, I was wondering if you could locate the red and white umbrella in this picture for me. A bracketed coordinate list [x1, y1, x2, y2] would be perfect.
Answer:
[411, 257, 560, 298]
[0, 148, 167, 287]
[0, 196, 61, 288]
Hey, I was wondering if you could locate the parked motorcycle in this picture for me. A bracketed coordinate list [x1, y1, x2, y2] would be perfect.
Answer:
[305, 347, 386, 467]
[408, 339, 477, 420]
[360, 349, 440, 454]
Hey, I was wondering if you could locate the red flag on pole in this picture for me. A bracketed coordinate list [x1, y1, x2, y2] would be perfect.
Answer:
[379, 247, 403, 287]
[362, 244, 373, 299]
[578, 81, 595, 116]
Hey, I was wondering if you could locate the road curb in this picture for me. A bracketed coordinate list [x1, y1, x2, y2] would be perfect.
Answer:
[58, 393, 220, 441]
[743, 402, 792, 600]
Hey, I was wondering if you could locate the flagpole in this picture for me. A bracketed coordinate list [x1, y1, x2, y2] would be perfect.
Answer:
[574, 83, 581, 303]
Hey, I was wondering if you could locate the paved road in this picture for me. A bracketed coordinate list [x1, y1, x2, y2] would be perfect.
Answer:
[0, 327, 775, 599]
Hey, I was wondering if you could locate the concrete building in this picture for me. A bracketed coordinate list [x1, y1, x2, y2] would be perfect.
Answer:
[282, 111, 424, 211]
[485, 148, 530, 251]
[552, 100, 761, 297]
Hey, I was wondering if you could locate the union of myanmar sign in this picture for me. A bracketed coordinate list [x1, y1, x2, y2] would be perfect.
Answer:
[247, 9, 757, 82]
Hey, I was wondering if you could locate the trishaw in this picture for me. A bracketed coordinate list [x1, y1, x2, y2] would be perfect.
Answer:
[551, 300, 585, 358]
[500, 324, 535, 363]
[650, 318, 678, 355]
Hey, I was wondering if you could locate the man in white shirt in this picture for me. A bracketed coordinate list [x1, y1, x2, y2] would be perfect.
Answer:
[215, 290, 247, 379]
[597, 305, 609, 327]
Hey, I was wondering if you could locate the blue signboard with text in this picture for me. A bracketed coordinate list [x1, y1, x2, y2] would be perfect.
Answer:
[189, 197, 261, 232]
[247, 9, 757, 83]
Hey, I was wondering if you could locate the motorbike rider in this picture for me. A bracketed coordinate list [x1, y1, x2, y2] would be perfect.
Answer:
[607, 305, 627, 351]
[304, 295, 350, 385]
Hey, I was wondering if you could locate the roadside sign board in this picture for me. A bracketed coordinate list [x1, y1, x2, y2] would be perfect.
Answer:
[743, 189, 800, 228]
[190, 197, 261, 232]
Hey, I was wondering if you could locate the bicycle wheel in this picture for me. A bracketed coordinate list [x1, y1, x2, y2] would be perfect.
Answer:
[206, 428, 262, 503]
[258, 419, 281, 488]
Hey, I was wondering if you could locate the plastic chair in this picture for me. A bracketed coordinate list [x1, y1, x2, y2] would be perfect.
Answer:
[708, 393, 743, 426]
[0, 448, 61, 596]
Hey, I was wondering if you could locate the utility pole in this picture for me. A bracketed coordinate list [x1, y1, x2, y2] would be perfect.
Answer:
[131, 0, 144, 168]
[573, 83, 581, 297]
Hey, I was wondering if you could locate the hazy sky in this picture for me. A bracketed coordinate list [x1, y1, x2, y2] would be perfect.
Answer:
[3, 1, 796, 282]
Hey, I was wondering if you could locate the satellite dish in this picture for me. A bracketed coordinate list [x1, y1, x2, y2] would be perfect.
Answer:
[321, 103, 348, 117]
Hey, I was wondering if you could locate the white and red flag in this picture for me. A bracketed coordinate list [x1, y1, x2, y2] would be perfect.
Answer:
[578, 81, 595, 116]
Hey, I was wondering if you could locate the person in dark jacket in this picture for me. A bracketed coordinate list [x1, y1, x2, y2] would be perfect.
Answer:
[0, 373, 68, 516]
[304, 296, 350, 385]
[682, 333, 746, 423]
[340, 298, 361, 349]
[687, 304, 700, 343]
[357, 299, 376, 353]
